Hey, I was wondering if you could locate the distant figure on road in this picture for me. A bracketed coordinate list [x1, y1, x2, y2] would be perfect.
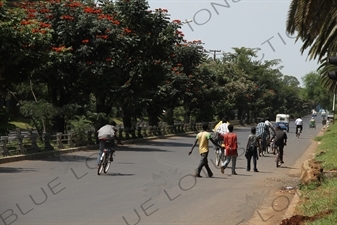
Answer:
[245, 127, 260, 172]
[322, 118, 327, 129]
[189, 122, 220, 178]
[295, 116, 303, 134]
[220, 124, 238, 175]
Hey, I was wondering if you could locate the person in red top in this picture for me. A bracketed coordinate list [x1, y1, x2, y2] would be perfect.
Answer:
[220, 124, 238, 175]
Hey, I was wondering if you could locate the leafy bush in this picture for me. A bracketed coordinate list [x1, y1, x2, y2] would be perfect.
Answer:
[70, 116, 93, 146]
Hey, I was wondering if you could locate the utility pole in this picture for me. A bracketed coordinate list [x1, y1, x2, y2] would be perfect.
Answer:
[208, 50, 221, 60]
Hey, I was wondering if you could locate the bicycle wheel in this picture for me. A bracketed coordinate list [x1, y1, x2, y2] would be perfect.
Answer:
[104, 152, 111, 173]
[267, 144, 273, 154]
[215, 149, 221, 166]
[97, 153, 105, 175]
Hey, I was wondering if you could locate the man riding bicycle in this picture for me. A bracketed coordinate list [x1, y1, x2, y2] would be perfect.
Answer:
[273, 125, 287, 164]
[295, 116, 303, 135]
[265, 117, 276, 149]
[97, 121, 121, 166]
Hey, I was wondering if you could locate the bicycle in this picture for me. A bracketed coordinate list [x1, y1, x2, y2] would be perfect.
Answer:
[266, 138, 274, 154]
[97, 141, 115, 175]
[275, 145, 282, 167]
[296, 126, 301, 138]
[215, 147, 225, 166]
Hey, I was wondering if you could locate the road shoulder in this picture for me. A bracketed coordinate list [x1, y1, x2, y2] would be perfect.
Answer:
[245, 130, 323, 225]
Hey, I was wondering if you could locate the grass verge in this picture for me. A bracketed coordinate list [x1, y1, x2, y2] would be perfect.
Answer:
[296, 123, 337, 224]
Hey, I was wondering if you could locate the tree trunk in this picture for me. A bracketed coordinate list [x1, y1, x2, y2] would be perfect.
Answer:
[121, 104, 134, 139]
[237, 108, 243, 125]
[121, 104, 132, 128]
[166, 108, 174, 125]
[50, 87, 70, 133]
[147, 107, 159, 127]
[183, 104, 191, 124]
[95, 95, 112, 129]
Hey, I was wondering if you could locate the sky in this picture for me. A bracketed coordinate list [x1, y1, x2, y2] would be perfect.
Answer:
[147, 0, 320, 86]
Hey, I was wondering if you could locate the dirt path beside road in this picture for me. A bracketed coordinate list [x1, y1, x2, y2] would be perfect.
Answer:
[244, 131, 322, 225]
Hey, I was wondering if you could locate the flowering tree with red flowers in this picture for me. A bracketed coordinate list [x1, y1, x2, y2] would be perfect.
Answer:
[112, 0, 185, 128]
[134, 37, 211, 125]
[1, 0, 136, 131]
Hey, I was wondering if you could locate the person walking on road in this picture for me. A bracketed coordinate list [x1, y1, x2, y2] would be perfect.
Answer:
[245, 127, 260, 172]
[220, 124, 238, 175]
[189, 122, 221, 178]
[256, 118, 270, 157]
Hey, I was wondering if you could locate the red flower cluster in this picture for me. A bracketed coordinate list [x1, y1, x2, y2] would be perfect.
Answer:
[20, 20, 32, 25]
[84, 7, 101, 14]
[39, 8, 50, 13]
[172, 19, 181, 24]
[123, 28, 132, 33]
[0, 2, 3, 7]
[176, 30, 182, 34]
[98, 14, 120, 25]
[61, 15, 74, 20]
[112, 20, 120, 25]
[106, 58, 112, 62]
[82, 39, 89, 43]
[27, 13, 35, 19]
[40, 22, 51, 28]
[191, 40, 202, 43]
[32, 28, 47, 34]
[52, 46, 66, 52]
[96, 35, 108, 39]
[69, 2, 82, 7]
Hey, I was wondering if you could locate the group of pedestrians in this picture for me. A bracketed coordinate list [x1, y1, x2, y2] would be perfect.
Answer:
[189, 117, 239, 177]
[188, 116, 287, 178]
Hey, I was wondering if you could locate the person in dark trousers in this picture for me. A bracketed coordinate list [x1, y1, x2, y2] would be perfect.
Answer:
[273, 125, 287, 164]
[220, 124, 238, 175]
[189, 122, 221, 178]
[256, 118, 270, 156]
[245, 127, 261, 172]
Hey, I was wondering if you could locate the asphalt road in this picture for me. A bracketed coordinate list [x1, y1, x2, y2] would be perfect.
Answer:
[0, 116, 323, 225]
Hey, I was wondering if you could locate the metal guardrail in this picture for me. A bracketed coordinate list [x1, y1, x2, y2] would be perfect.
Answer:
[0, 121, 241, 157]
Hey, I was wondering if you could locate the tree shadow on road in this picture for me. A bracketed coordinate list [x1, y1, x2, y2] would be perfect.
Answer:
[104, 173, 135, 176]
[0, 167, 37, 173]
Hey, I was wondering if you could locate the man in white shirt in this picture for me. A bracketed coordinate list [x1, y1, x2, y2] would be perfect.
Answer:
[216, 117, 230, 135]
[265, 117, 275, 151]
[295, 116, 303, 135]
